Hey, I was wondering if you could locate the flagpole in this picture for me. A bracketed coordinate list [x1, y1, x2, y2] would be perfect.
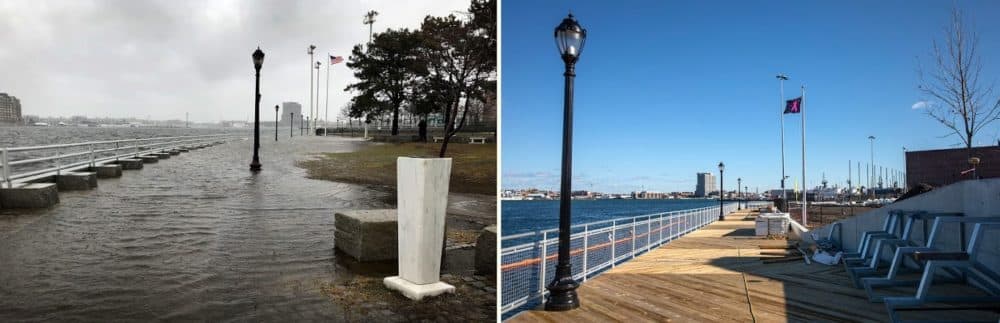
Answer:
[776, 74, 788, 204]
[315, 62, 321, 135]
[309, 48, 314, 137]
[800, 85, 807, 226]
[325, 55, 331, 131]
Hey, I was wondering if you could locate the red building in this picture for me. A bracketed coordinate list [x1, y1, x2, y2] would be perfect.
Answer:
[905, 145, 1000, 187]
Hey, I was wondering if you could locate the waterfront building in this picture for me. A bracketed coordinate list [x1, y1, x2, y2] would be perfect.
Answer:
[695, 172, 715, 197]
[0, 92, 23, 124]
[631, 191, 666, 199]
[281, 102, 302, 124]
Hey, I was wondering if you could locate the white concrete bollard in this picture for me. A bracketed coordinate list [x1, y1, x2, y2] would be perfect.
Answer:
[384, 157, 455, 300]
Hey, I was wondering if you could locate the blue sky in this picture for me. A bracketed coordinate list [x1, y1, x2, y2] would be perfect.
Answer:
[501, 0, 1000, 193]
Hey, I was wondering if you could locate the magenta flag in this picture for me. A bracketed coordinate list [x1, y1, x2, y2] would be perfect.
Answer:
[784, 97, 802, 114]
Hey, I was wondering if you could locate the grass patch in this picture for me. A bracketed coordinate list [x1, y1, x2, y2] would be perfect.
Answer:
[297, 142, 496, 195]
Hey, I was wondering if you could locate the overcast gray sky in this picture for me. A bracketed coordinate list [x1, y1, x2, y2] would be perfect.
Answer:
[0, 0, 468, 122]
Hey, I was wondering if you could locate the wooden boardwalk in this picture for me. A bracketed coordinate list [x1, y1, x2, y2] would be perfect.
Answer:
[509, 210, 895, 322]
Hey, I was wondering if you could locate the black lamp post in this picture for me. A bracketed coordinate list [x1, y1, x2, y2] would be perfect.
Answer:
[737, 177, 742, 210]
[546, 12, 586, 312]
[274, 105, 279, 141]
[718, 162, 725, 221]
[250, 47, 264, 172]
[290, 112, 294, 137]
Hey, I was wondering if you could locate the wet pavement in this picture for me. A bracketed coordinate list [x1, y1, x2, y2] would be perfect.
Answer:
[0, 135, 496, 322]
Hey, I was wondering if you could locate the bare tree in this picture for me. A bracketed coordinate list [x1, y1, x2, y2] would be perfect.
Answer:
[918, 8, 1000, 155]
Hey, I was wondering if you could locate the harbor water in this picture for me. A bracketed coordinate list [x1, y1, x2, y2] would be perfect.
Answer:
[501, 199, 721, 236]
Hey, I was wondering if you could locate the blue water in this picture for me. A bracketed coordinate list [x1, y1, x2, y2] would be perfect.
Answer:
[501, 199, 720, 236]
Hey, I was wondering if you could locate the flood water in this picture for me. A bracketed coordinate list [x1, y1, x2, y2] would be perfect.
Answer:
[0, 131, 493, 321]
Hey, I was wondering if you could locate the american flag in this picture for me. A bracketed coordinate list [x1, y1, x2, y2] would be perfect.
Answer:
[329, 55, 344, 65]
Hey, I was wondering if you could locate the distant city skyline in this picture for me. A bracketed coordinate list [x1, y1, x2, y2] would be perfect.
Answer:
[501, 1, 1000, 193]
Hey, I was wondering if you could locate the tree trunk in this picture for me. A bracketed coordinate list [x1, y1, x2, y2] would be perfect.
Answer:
[438, 98, 458, 158]
[391, 104, 400, 136]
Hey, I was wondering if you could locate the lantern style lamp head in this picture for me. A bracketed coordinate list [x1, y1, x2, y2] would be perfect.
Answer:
[718, 162, 725, 172]
[275, 105, 279, 112]
[308, 44, 316, 55]
[315, 61, 321, 69]
[554, 13, 586, 64]
[252, 47, 265, 71]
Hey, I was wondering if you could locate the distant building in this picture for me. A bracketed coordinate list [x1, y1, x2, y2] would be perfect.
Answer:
[282, 102, 302, 125]
[906, 145, 1000, 187]
[767, 189, 795, 199]
[695, 172, 716, 197]
[632, 191, 666, 199]
[0, 93, 23, 124]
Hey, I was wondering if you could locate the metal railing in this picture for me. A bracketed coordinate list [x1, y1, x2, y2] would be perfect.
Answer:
[500, 201, 773, 318]
[1, 134, 242, 188]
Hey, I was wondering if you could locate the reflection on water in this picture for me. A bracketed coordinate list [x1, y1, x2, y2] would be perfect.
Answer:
[0, 135, 412, 321]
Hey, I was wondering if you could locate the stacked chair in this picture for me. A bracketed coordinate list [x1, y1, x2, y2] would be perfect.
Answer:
[832, 210, 1000, 322]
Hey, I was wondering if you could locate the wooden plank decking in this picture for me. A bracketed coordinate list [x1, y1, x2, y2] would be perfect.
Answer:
[509, 209, 894, 322]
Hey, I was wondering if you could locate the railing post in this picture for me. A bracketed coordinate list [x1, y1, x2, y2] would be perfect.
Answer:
[134, 138, 139, 157]
[2, 148, 9, 189]
[539, 231, 548, 305]
[89, 143, 95, 168]
[658, 215, 663, 245]
[610, 220, 616, 268]
[55, 150, 61, 176]
[631, 218, 637, 259]
[582, 224, 588, 282]
[115, 142, 120, 161]
[646, 215, 651, 252]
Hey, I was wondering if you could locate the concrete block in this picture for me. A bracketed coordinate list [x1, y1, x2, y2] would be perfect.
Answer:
[334, 209, 398, 262]
[56, 172, 97, 191]
[116, 159, 144, 170]
[167, 150, 180, 155]
[152, 153, 170, 159]
[384, 157, 454, 300]
[475, 225, 497, 276]
[177, 148, 189, 152]
[90, 164, 122, 178]
[394, 157, 451, 284]
[0, 183, 59, 209]
[383, 277, 455, 301]
[139, 155, 159, 163]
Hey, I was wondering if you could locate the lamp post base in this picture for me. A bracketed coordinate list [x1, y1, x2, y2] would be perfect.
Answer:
[545, 276, 580, 311]
[250, 162, 262, 172]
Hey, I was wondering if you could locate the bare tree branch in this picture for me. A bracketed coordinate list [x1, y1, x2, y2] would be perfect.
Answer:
[917, 7, 999, 154]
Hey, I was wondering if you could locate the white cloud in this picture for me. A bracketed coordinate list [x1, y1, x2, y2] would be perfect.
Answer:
[911, 101, 929, 109]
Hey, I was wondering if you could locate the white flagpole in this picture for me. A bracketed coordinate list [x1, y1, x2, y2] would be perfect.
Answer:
[325, 56, 331, 131]
[800, 85, 807, 226]
[777, 74, 788, 203]
[315, 62, 321, 135]
[309, 50, 314, 137]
